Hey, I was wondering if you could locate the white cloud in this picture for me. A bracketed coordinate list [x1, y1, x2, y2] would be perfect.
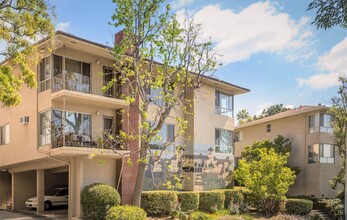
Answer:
[297, 37, 347, 89]
[177, 1, 314, 64]
[171, 0, 194, 10]
[56, 22, 70, 32]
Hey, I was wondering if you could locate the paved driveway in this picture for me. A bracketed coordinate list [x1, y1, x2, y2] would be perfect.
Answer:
[0, 210, 67, 220]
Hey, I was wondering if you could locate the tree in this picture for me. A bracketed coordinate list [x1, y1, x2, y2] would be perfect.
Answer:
[110, 0, 220, 206]
[257, 104, 289, 119]
[241, 135, 300, 174]
[235, 148, 296, 216]
[0, 0, 54, 107]
[236, 109, 253, 124]
[307, 0, 347, 29]
[329, 77, 347, 199]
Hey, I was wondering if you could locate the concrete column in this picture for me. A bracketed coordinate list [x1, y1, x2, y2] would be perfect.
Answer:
[74, 157, 83, 219]
[36, 169, 44, 214]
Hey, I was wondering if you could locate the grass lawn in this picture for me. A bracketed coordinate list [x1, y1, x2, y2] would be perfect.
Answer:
[189, 209, 254, 220]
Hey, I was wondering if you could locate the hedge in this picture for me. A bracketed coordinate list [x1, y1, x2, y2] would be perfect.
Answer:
[106, 205, 146, 220]
[214, 189, 244, 209]
[177, 192, 199, 211]
[199, 191, 225, 213]
[81, 183, 121, 220]
[285, 199, 313, 215]
[141, 191, 177, 216]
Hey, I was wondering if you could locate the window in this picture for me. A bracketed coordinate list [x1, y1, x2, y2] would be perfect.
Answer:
[51, 110, 91, 147]
[0, 124, 10, 145]
[167, 124, 175, 142]
[266, 124, 271, 133]
[147, 88, 164, 106]
[104, 117, 114, 135]
[319, 144, 335, 163]
[308, 144, 319, 164]
[64, 58, 91, 93]
[235, 131, 243, 142]
[309, 113, 333, 133]
[40, 111, 51, 146]
[103, 67, 121, 98]
[308, 143, 335, 164]
[215, 128, 233, 154]
[53, 55, 63, 77]
[320, 114, 333, 133]
[149, 123, 175, 150]
[39, 56, 51, 91]
[215, 90, 233, 117]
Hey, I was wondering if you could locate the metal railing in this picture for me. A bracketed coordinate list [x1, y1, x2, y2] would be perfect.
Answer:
[50, 72, 122, 98]
[51, 131, 126, 151]
[215, 106, 233, 117]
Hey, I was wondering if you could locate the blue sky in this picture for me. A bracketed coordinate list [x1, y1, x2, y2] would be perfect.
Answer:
[52, 0, 347, 116]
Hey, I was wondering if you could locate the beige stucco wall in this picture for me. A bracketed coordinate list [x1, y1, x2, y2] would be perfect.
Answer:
[235, 109, 339, 198]
[13, 171, 36, 210]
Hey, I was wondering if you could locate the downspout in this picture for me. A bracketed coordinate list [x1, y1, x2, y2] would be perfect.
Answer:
[303, 114, 307, 196]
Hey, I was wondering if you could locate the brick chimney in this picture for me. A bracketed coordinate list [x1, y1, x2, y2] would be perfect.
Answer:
[115, 30, 124, 46]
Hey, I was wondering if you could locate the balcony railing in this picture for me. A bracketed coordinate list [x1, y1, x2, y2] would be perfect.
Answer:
[39, 72, 122, 98]
[215, 106, 233, 117]
[40, 129, 125, 151]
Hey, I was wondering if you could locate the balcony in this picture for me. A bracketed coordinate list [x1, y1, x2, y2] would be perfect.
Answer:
[51, 73, 121, 98]
[39, 110, 127, 157]
[43, 73, 126, 109]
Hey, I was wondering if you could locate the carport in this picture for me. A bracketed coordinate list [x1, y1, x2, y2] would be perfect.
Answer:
[8, 159, 69, 215]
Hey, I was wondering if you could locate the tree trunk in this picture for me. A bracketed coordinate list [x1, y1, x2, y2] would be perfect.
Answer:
[131, 144, 147, 206]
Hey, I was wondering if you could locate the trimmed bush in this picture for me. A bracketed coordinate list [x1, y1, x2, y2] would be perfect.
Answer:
[106, 205, 146, 220]
[141, 191, 178, 216]
[81, 183, 121, 220]
[177, 192, 199, 211]
[285, 199, 313, 215]
[199, 191, 225, 213]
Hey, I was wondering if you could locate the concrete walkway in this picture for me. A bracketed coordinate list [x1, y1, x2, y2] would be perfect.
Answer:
[0, 210, 67, 220]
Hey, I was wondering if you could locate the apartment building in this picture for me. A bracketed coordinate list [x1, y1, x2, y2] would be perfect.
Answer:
[235, 105, 339, 198]
[0, 31, 249, 219]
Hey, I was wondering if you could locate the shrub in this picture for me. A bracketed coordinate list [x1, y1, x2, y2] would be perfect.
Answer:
[306, 213, 325, 220]
[215, 189, 244, 209]
[106, 205, 146, 220]
[177, 192, 199, 211]
[81, 183, 120, 220]
[235, 148, 296, 216]
[141, 191, 178, 216]
[285, 199, 313, 215]
[199, 191, 225, 213]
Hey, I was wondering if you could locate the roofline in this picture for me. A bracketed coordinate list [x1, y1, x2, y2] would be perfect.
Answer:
[1, 31, 250, 93]
[236, 105, 330, 129]
[55, 32, 250, 93]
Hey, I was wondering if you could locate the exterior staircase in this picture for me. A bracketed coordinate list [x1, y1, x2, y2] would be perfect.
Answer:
[311, 209, 332, 220]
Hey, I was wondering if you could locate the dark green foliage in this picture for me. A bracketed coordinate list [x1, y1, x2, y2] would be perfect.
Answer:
[81, 183, 121, 220]
[177, 192, 199, 211]
[199, 191, 225, 213]
[241, 135, 300, 175]
[106, 205, 147, 220]
[141, 191, 178, 216]
[328, 77, 347, 199]
[285, 199, 313, 215]
[307, 0, 347, 29]
[317, 199, 344, 219]
[257, 104, 289, 119]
